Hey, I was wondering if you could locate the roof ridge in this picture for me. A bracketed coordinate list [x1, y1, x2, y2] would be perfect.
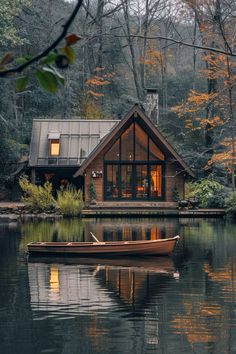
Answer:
[32, 118, 120, 122]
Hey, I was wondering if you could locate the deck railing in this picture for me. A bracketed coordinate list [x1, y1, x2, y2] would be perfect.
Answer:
[37, 157, 87, 166]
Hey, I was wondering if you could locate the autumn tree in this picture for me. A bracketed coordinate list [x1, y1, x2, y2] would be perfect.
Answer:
[170, 0, 236, 188]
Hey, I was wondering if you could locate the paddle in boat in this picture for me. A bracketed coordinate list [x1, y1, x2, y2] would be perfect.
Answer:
[27, 232, 180, 256]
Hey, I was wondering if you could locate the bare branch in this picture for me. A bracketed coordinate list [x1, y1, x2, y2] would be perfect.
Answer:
[97, 32, 236, 57]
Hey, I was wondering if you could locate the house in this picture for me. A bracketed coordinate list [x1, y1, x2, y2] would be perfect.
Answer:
[29, 104, 194, 204]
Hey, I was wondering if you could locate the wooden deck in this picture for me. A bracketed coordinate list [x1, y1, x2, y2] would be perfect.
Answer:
[88, 201, 178, 209]
[0, 202, 225, 220]
[82, 202, 225, 217]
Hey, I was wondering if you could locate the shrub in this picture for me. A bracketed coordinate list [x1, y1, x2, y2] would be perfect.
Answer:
[57, 185, 83, 216]
[225, 191, 236, 218]
[185, 178, 225, 208]
[185, 182, 197, 199]
[206, 190, 226, 208]
[19, 176, 56, 212]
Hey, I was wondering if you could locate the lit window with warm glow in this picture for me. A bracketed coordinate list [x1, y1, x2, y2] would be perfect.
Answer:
[49, 266, 59, 293]
[50, 139, 60, 156]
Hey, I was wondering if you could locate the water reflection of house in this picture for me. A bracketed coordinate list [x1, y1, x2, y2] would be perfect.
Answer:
[96, 265, 175, 309]
[82, 219, 179, 242]
[28, 259, 176, 350]
[28, 259, 175, 312]
[28, 263, 116, 313]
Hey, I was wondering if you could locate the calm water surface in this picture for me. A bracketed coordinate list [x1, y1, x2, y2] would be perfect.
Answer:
[0, 217, 236, 354]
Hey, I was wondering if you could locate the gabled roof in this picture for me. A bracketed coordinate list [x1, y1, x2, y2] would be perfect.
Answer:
[74, 105, 195, 177]
[29, 118, 119, 167]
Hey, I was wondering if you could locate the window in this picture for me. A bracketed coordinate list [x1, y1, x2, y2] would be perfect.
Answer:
[104, 119, 165, 200]
[104, 139, 120, 160]
[48, 131, 60, 157]
[121, 165, 133, 198]
[135, 123, 148, 160]
[121, 123, 134, 160]
[150, 165, 162, 197]
[149, 139, 164, 161]
[105, 165, 119, 198]
[136, 165, 148, 198]
[50, 139, 60, 156]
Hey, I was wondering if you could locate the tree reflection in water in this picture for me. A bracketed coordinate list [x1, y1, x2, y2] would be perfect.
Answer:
[15, 217, 236, 353]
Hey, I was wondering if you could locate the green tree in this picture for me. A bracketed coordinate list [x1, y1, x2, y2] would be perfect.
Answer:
[0, 0, 31, 46]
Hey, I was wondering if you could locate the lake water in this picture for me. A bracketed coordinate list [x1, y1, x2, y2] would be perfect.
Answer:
[0, 217, 236, 354]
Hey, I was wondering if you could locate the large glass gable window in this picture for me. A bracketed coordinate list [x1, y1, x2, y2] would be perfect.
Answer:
[149, 138, 164, 160]
[104, 122, 164, 162]
[135, 123, 148, 160]
[121, 123, 134, 160]
[104, 121, 165, 200]
[105, 138, 120, 160]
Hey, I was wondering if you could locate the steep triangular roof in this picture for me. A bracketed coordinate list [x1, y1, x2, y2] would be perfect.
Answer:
[74, 105, 195, 177]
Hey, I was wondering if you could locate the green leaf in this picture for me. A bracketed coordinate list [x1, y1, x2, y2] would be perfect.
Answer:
[35, 69, 58, 94]
[58, 76, 65, 85]
[60, 46, 75, 64]
[43, 66, 63, 79]
[15, 56, 32, 65]
[42, 66, 65, 85]
[16, 76, 28, 92]
[41, 52, 58, 65]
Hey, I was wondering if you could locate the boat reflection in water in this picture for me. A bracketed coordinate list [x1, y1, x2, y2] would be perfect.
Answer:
[27, 256, 179, 316]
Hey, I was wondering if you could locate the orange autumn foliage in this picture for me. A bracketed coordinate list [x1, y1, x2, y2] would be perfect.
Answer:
[85, 75, 110, 86]
[173, 90, 215, 115]
[171, 299, 220, 344]
[171, 258, 236, 346]
[197, 116, 224, 129]
[140, 47, 172, 69]
[87, 90, 104, 98]
[208, 137, 236, 171]
[171, 50, 236, 136]
[204, 262, 236, 292]
[85, 68, 113, 99]
[172, 90, 223, 131]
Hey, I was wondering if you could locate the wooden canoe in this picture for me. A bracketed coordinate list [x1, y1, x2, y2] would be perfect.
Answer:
[27, 235, 180, 256]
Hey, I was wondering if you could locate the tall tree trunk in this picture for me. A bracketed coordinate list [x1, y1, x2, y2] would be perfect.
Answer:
[190, 0, 222, 173]
[122, 0, 143, 101]
[226, 56, 235, 190]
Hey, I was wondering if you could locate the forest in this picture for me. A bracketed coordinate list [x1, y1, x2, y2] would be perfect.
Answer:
[1, 0, 236, 208]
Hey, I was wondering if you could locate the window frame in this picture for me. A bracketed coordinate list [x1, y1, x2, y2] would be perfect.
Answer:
[103, 118, 166, 200]
[104, 162, 165, 201]
[104, 121, 165, 163]
[49, 139, 60, 157]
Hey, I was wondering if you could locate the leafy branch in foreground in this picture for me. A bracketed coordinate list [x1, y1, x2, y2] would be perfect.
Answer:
[0, 0, 83, 94]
